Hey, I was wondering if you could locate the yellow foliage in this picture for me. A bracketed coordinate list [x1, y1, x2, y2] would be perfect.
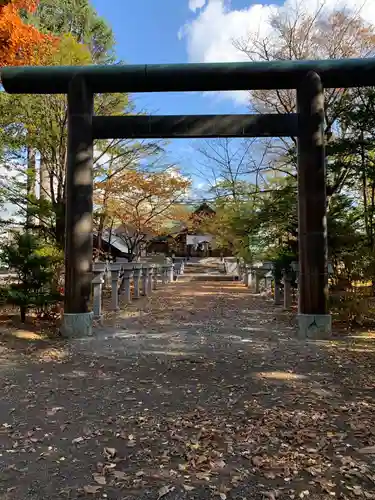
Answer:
[44, 33, 92, 66]
[95, 168, 191, 236]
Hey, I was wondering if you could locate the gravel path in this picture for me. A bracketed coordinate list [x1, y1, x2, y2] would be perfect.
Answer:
[0, 279, 374, 499]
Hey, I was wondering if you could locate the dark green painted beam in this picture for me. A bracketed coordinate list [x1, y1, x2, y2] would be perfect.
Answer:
[92, 114, 298, 139]
[2, 58, 375, 94]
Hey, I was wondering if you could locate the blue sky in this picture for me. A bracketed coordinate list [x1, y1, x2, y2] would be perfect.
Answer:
[91, 0, 251, 114]
[90, 0, 259, 184]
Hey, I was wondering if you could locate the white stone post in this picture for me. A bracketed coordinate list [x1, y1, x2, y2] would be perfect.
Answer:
[141, 264, 148, 296]
[247, 269, 254, 291]
[255, 272, 260, 293]
[243, 265, 250, 287]
[132, 263, 142, 299]
[167, 263, 174, 283]
[92, 273, 104, 322]
[110, 263, 122, 311]
[153, 265, 159, 290]
[120, 263, 134, 304]
[147, 265, 154, 295]
[173, 262, 181, 281]
[104, 259, 111, 289]
[92, 263, 106, 317]
[274, 280, 282, 306]
[283, 272, 292, 310]
[161, 265, 168, 285]
[240, 261, 245, 282]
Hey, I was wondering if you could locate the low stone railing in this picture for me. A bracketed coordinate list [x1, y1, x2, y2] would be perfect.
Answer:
[232, 260, 295, 311]
[91, 260, 176, 323]
[237, 260, 333, 312]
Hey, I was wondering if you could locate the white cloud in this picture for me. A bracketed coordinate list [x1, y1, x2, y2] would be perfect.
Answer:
[188, 0, 207, 12]
[180, 0, 375, 104]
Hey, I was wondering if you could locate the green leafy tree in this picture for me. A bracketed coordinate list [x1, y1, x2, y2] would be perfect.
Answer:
[0, 34, 162, 247]
[23, 0, 115, 62]
[0, 232, 62, 322]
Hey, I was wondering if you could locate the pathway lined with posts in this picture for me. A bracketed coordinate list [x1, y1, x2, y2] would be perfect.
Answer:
[0, 258, 374, 499]
[90, 256, 185, 327]
[89, 256, 307, 339]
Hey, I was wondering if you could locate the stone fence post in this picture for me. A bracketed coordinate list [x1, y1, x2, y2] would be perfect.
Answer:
[141, 263, 149, 296]
[255, 272, 260, 293]
[92, 273, 104, 322]
[120, 263, 134, 304]
[110, 263, 123, 311]
[132, 263, 142, 299]
[247, 269, 254, 291]
[283, 272, 293, 310]
[104, 259, 111, 289]
[274, 279, 282, 305]
[173, 262, 182, 281]
[153, 264, 159, 290]
[147, 265, 154, 295]
[166, 263, 174, 283]
[243, 265, 250, 287]
[161, 264, 168, 285]
[92, 262, 106, 319]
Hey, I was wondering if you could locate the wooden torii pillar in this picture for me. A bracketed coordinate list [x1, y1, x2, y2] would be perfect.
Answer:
[296, 71, 330, 337]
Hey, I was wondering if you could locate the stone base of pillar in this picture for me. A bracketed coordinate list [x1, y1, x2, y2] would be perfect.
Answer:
[297, 314, 331, 339]
[60, 312, 94, 338]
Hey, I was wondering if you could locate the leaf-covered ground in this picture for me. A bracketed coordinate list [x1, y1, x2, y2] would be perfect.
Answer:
[0, 278, 375, 499]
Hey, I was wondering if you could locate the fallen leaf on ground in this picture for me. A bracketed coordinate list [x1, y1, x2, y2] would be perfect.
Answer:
[112, 470, 129, 481]
[72, 437, 84, 444]
[103, 463, 117, 473]
[211, 459, 226, 469]
[83, 485, 102, 494]
[158, 485, 175, 499]
[103, 447, 116, 459]
[46, 406, 64, 416]
[93, 473, 106, 485]
[196, 472, 211, 481]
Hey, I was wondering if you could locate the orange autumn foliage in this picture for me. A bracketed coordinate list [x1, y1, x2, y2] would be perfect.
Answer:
[0, 0, 55, 66]
[95, 169, 191, 238]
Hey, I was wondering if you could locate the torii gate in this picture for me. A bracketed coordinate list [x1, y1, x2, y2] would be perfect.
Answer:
[2, 58, 372, 337]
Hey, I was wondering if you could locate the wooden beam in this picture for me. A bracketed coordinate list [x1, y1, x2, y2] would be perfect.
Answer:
[92, 114, 298, 139]
[3, 58, 375, 94]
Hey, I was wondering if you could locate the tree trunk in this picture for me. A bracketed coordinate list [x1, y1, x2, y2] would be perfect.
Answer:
[97, 189, 110, 258]
[39, 155, 51, 202]
[97, 211, 107, 258]
[26, 147, 36, 229]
